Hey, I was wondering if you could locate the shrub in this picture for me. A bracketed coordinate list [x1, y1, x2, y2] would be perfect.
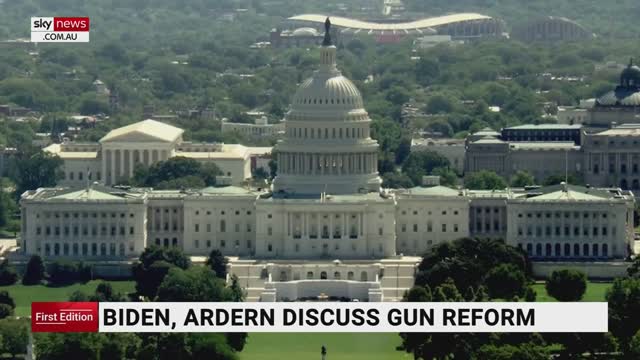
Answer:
[545, 269, 587, 302]
[0, 260, 17, 286]
[47, 261, 92, 286]
[22, 255, 45, 285]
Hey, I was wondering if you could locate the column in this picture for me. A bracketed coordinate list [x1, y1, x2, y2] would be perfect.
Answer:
[129, 149, 135, 177]
[342, 213, 346, 239]
[329, 213, 334, 239]
[346, 213, 350, 238]
[119, 150, 126, 181]
[110, 150, 117, 185]
[102, 149, 108, 185]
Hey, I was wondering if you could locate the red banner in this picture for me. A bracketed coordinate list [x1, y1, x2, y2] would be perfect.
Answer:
[31, 302, 98, 332]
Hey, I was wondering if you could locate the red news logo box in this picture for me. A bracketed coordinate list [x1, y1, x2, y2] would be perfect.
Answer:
[53, 17, 90, 32]
[32, 302, 98, 333]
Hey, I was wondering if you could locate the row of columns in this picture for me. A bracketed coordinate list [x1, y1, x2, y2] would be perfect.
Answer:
[279, 152, 377, 175]
[589, 152, 640, 174]
[102, 148, 170, 185]
[284, 212, 365, 240]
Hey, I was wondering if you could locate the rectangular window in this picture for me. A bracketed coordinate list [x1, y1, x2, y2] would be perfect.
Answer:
[442, 224, 447, 232]
[195, 224, 199, 232]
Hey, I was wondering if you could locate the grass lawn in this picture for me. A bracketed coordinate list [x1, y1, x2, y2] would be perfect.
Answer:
[532, 282, 611, 302]
[0, 280, 136, 317]
[240, 333, 410, 360]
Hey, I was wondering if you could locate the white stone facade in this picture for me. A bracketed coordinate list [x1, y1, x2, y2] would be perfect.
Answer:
[45, 120, 253, 187]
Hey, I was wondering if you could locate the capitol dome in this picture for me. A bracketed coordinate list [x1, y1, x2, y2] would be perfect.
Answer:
[272, 18, 382, 196]
[596, 60, 640, 107]
[291, 27, 320, 37]
[291, 74, 364, 112]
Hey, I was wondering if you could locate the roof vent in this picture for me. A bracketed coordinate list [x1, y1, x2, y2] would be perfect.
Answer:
[422, 176, 440, 187]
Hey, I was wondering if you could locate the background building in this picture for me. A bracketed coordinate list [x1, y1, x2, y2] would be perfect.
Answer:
[45, 119, 253, 187]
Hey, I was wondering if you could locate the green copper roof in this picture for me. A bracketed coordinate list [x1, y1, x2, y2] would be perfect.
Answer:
[405, 185, 461, 197]
[49, 188, 125, 201]
[200, 186, 256, 195]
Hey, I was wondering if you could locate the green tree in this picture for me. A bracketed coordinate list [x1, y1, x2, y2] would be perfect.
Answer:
[11, 152, 63, 197]
[382, 172, 414, 189]
[188, 333, 238, 360]
[206, 249, 228, 279]
[405, 285, 433, 302]
[35, 333, 104, 360]
[545, 269, 587, 302]
[133, 246, 190, 298]
[510, 170, 535, 187]
[630, 329, 640, 358]
[415, 237, 530, 291]
[0, 318, 29, 357]
[401, 151, 450, 185]
[606, 277, 640, 352]
[156, 267, 231, 302]
[465, 170, 507, 190]
[0, 291, 15, 310]
[484, 264, 527, 300]
[474, 343, 550, 360]
[432, 167, 458, 187]
[22, 255, 46, 285]
[0, 304, 12, 319]
[0, 259, 17, 286]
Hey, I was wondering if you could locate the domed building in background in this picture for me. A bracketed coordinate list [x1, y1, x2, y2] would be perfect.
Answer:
[586, 60, 640, 129]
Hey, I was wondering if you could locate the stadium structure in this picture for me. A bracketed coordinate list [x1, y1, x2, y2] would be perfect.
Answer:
[285, 13, 506, 43]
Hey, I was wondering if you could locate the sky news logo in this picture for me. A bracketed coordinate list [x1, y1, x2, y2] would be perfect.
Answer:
[30, 17, 90, 43]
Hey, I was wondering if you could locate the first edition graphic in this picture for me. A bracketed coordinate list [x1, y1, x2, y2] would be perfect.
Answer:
[31, 17, 90, 43]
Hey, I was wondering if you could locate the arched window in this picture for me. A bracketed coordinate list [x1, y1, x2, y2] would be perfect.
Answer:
[54, 243, 60, 256]
[536, 244, 542, 256]
[583, 244, 589, 256]
[360, 271, 368, 281]
[280, 271, 287, 282]
[320, 271, 327, 280]
[574, 244, 580, 256]
[564, 244, 570, 256]
[91, 243, 97, 256]
[100, 243, 107, 256]
[119, 244, 125, 256]
[554, 243, 561, 256]
[334, 272, 341, 280]
[347, 271, 354, 280]
[545, 243, 552, 256]
[306, 271, 314, 279]
[592, 244, 599, 257]
[163, 238, 169, 247]
[602, 244, 609, 257]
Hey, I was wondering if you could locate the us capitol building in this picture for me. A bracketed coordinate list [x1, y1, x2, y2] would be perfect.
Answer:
[17, 22, 636, 301]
